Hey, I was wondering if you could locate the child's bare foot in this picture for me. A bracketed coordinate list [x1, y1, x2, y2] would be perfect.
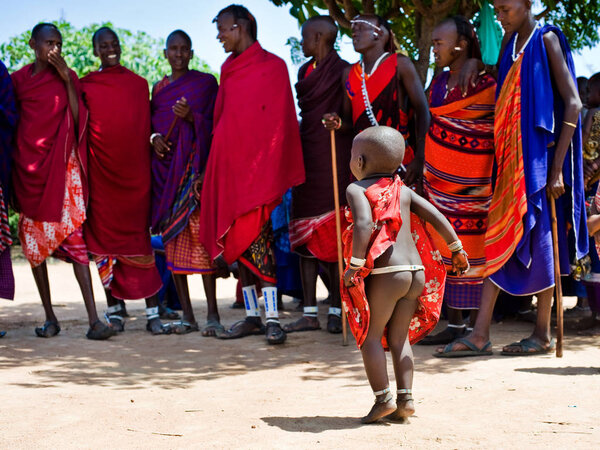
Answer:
[361, 397, 396, 424]
[386, 393, 415, 421]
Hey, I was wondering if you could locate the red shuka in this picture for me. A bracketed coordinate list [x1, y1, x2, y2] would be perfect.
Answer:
[11, 64, 88, 222]
[199, 42, 305, 263]
[81, 65, 153, 256]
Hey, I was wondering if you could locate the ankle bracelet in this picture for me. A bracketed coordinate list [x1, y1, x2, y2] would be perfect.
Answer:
[397, 388, 412, 395]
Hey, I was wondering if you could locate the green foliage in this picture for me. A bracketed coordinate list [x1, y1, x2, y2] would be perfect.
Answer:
[286, 37, 308, 66]
[0, 20, 217, 87]
[8, 208, 18, 244]
[543, 0, 600, 51]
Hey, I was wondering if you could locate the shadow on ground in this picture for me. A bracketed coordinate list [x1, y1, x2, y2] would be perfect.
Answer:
[1, 298, 598, 390]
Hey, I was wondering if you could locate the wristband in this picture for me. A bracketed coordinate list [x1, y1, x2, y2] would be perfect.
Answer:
[150, 132, 162, 144]
[350, 256, 366, 268]
[448, 240, 463, 253]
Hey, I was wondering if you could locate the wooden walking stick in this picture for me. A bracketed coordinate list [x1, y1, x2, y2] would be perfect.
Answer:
[164, 116, 178, 142]
[549, 197, 564, 357]
[330, 128, 349, 346]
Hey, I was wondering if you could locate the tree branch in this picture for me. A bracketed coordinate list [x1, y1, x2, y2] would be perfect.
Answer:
[323, 0, 351, 28]
[363, 0, 375, 14]
[342, 0, 359, 20]
[411, 0, 429, 16]
[431, 0, 456, 15]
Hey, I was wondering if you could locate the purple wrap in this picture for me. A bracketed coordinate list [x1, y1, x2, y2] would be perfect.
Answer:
[150, 70, 218, 240]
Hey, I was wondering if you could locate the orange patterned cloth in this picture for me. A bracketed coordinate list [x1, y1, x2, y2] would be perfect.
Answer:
[19, 150, 87, 267]
[340, 176, 446, 349]
[484, 55, 528, 276]
[165, 209, 215, 274]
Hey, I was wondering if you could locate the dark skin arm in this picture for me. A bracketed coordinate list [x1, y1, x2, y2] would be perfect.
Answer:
[151, 96, 193, 159]
[397, 55, 429, 186]
[587, 198, 600, 235]
[409, 189, 469, 273]
[342, 182, 375, 286]
[322, 66, 353, 133]
[458, 33, 510, 92]
[47, 47, 78, 127]
[544, 31, 582, 199]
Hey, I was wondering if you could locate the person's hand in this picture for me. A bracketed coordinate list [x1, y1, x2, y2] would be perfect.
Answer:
[458, 58, 481, 96]
[173, 97, 192, 122]
[403, 155, 424, 187]
[451, 250, 469, 276]
[322, 112, 341, 130]
[152, 134, 171, 158]
[193, 177, 203, 201]
[47, 47, 70, 83]
[343, 267, 359, 287]
[547, 169, 565, 199]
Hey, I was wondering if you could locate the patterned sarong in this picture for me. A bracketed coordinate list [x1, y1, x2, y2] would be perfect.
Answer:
[484, 54, 527, 276]
[340, 176, 446, 349]
[289, 210, 348, 263]
[0, 185, 14, 300]
[424, 72, 496, 309]
[346, 55, 414, 165]
[19, 150, 88, 267]
[238, 219, 277, 284]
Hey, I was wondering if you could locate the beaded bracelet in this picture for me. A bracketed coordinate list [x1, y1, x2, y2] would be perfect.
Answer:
[448, 240, 463, 253]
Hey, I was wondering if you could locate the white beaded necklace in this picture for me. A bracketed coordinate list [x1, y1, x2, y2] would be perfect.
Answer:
[360, 52, 389, 127]
[512, 21, 540, 62]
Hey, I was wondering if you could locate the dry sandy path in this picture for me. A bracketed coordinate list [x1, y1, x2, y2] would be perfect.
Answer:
[1, 260, 599, 448]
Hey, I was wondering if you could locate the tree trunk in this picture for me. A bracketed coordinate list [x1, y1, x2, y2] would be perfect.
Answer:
[414, 12, 435, 85]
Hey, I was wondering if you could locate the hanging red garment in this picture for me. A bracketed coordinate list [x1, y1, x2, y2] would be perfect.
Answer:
[340, 176, 446, 349]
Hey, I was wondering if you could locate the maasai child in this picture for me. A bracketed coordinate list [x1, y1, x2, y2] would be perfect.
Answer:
[419, 17, 496, 346]
[437, 0, 587, 357]
[342, 126, 468, 423]
[11, 24, 113, 340]
[0, 58, 17, 337]
[323, 14, 429, 187]
[285, 15, 353, 334]
[200, 5, 305, 344]
[81, 27, 168, 335]
[151, 30, 220, 335]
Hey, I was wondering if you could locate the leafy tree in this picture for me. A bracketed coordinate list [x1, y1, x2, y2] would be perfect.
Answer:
[0, 20, 217, 87]
[0, 21, 217, 241]
[270, 0, 600, 82]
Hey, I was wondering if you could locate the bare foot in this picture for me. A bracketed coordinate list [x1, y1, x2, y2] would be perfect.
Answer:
[386, 395, 415, 421]
[360, 398, 396, 424]
[283, 316, 320, 333]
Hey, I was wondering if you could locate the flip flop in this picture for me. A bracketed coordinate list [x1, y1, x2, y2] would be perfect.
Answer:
[35, 321, 61, 338]
[265, 321, 287, 345]
[216, 319, 265, 340]
[86, 320, 115, 340]
[500, 337, 555, 356]
[282, 317, 321, 333]
[327, 314, 342, 334]
[0, 331, 6, 338]
[433, 337, 493, 358]
[201, 319, 225, 337]
[170, 320, 200, 335]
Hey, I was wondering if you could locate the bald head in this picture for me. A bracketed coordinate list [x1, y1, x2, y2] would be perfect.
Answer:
[303, 16, 337, 47]
[352, 126, 405, 176]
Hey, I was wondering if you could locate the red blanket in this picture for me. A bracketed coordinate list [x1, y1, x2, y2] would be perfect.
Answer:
[199, 42, 305, 262]
[81, 65, 152, 256]
[11, 64, 88, 222]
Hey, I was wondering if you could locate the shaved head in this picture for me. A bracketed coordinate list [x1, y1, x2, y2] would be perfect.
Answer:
[353, 126, 405, 175]
[303, 16, 338, 47]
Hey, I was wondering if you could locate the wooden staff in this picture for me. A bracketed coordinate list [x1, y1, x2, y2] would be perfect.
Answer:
[549, 197, 563, 357]
[330, 129, 348, 346]
[164, 116, 178, 142]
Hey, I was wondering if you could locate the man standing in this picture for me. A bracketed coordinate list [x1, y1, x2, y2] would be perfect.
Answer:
[11, 23, 112, 339]
[284, 16, 352, 334]
[82, 27, 167, 335]
[200, 5, 305, 344]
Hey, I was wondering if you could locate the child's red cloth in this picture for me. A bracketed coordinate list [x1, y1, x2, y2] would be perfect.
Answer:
[340, 176, 446, 349]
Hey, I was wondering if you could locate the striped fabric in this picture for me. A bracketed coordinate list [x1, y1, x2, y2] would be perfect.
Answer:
[424, 72, 496, 309]
[289, 209, 346, 263]
[484, 55, 528, 276]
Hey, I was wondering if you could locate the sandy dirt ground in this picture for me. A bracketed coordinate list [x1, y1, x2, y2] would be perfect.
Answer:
[1, 259, 599, 449]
